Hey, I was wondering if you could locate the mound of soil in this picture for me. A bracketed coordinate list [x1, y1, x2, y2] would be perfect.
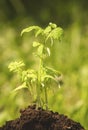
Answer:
[0, 105, 85, 130]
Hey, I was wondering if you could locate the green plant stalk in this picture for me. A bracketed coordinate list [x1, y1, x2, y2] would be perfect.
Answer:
[37, 51, 43, 107]
[40, 48, 48, 109]
[36, 79, 41, 107]
[44, 85, 48, 110]
[37, 45, 48, 109]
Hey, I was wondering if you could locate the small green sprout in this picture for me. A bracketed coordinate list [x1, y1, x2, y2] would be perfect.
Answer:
[8, 22, 63, 109]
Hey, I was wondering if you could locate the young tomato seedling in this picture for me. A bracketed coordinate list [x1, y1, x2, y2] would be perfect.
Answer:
[8, 22, 63, 109]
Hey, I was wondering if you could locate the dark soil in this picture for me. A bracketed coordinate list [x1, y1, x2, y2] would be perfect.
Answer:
[0, 105, 85, 130]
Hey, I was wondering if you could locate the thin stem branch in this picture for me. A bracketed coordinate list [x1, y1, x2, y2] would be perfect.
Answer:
[44, 86, 48, 110]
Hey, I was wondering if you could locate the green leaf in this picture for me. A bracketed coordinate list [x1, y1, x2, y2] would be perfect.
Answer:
[46, 47, 50, 56]
[21, 69, 37, 82]
[43, 75, 55, 80]
[33, 41, 40, 47]
[44, 26, 51, 35]
[46, 27, 63, 41]
[37, 45, 44, 56]
[35, 28, 43, 37]
[21, 26, 42, 36]
[12, 82, 27, 92]
[46, 66, 60, 74]
[8, 61, 25, 72]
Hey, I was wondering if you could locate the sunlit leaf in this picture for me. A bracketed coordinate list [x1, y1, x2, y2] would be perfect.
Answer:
[21, 69, 37, 82]
[35, 28, 43, 37]
[43, 75, 55, 80]
[46, 66, 61, 75]
[21, 26, 42, 36]
[37, 45, 44, 56]
[33, 41, 40, 47]
[44, 26, 51, 34]
[12, 82, 27, 92]
[46, 27, 63, 41]
[46, 47, 50, 56]
[8, 61, 25, 72]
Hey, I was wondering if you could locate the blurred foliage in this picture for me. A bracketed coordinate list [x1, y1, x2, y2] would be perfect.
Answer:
[0, 0, 88, 129]
[0, 0, 88, 28]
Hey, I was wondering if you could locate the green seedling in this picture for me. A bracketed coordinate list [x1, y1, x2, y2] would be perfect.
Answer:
[8, 22, 63, 109]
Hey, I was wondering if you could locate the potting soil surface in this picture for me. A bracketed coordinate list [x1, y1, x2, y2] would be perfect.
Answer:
[0, 105, 85, 130]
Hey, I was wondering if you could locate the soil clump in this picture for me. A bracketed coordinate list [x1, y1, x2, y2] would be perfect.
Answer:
[0, 105, 85, 130]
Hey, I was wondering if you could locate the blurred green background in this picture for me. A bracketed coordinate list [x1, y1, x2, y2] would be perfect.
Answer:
[0, 0, 88, 129]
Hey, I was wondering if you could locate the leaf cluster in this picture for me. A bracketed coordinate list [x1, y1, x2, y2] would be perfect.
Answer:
[21, 22, 63, 59]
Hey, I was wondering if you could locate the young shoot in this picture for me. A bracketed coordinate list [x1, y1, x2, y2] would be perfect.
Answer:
[8, 22, 63, 109]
